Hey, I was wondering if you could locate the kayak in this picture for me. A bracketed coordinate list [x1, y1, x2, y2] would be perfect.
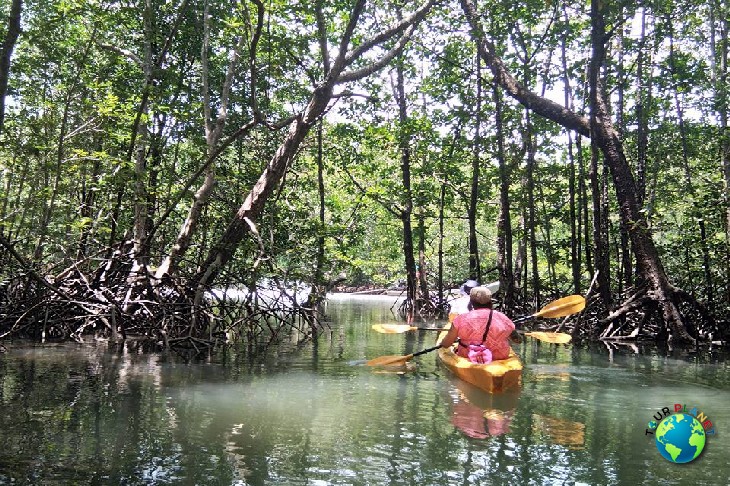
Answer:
[436, 325, 523, 394]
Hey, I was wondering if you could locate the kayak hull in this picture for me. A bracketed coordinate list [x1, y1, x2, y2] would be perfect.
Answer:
[437, 327, 523, 394]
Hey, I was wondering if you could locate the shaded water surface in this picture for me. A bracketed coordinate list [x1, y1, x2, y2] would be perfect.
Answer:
[1, 294, 729, 485]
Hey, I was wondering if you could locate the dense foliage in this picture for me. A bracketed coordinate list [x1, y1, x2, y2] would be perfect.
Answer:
[0, 0, 728, 348]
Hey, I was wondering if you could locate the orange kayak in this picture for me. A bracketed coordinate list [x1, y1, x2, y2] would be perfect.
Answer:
[436, 325, 523, 393]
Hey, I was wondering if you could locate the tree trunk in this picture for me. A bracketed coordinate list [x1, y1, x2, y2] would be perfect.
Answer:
[393, 59, 417, 308]
[494, 81, 515, 309]
[615, 14, 632, 294]
[588, 1, 693, 342]
[711, 0, 730, 302]
[417, 212, 429, 303]
[130, 0, 155, 265]
[0, 0, 21, 135]
[438, 126, 461, 309]
[560, 3, 582, 294]
[635, 8, 651, 206]
[525, 110, 540, 303]
[468, 51, 482, 281]
[437, 173, 446, 308]
[578, 136, 592, 283]
[309, 121, 327, 307]
[590, 141, 611, 306]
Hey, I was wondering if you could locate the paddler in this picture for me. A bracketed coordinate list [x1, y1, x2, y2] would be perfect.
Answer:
[448, 279, 479, 322]
[440, 286, 521, 362]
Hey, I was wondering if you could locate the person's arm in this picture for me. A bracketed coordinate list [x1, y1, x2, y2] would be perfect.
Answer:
[440, 325, 460, 348]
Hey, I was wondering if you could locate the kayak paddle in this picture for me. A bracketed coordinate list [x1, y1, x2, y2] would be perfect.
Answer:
[370, 324, 572, 344]
[366, 344, 442, 367]
[370, 295, 585, 344]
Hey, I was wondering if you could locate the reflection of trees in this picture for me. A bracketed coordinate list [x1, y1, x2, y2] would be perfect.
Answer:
[0, 344, 237, 483]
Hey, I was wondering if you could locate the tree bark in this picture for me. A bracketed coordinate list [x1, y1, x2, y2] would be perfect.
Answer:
[494, 81, 515, 309]
[468, 51, 482, 281]
[0, 0, 21, 135]
[711, 0, 730, 301]
[393, 59, 417, 308]
[560, 2, 582, 294]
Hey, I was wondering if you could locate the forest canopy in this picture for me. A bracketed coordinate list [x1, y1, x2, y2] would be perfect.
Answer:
[0, 0, 728, 350]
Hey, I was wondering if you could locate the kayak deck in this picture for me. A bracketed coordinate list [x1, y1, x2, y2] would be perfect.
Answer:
[437, 327, 523, 394]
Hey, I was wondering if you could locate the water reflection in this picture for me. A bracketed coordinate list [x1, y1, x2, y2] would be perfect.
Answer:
[1, 296, 730, 485]
[447, 379, 518, 439]
[531, 414, 586, 450]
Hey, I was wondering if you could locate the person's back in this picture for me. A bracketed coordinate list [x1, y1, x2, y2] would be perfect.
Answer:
[452, 307, 514, 360]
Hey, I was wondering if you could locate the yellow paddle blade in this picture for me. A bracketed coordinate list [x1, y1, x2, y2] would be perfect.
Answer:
[366, 354, 414, 366]
[371, 324, 417, 334]
[533, 295, 586, 319]
[524, 331, 572, 344]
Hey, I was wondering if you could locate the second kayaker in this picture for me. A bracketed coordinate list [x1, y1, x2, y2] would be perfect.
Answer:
[448, 279, 479, 322]
[440, 286, 521, 362]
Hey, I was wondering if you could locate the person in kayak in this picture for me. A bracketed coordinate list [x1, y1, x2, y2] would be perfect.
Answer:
[440, 286, 521, 362]
[448, 279, 479, 322]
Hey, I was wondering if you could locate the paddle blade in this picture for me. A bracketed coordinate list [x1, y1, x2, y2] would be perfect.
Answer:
[524, 331, 572, 344]
[534, 295, 586, 319]
[366, 354, 414, 366]
[371, 324, 417, 334]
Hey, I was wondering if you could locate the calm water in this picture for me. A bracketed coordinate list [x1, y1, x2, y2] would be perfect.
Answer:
[1, 294, 728, 485]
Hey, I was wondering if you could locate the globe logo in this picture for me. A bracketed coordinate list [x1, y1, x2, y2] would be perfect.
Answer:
[655, 413, 706, 463]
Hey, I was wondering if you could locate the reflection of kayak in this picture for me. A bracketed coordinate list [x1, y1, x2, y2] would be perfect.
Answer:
[437, 324, 523, 393]
[449, 374, 520, 439]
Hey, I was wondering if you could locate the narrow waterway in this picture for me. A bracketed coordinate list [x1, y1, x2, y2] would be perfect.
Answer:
[0, 294, 728, 485]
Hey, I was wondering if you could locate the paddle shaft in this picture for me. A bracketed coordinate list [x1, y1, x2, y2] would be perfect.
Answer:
[512, 314, 536, 325]
[399, 326, 561, 339]
[411, 344, 442, 357]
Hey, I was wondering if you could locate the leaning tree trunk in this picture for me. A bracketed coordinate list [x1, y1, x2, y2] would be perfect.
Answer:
[588, 1, 694, 343]
[0, 0, 21, 135]
[191, 0, 436, 293]
[460, 0, 697, 343]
